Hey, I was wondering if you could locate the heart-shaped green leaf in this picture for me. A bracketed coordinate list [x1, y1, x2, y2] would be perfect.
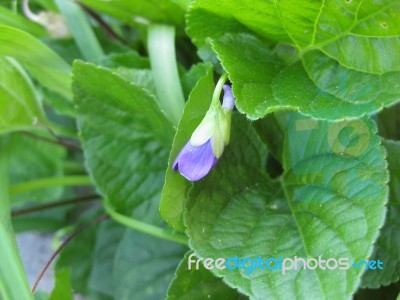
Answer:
[185, 113, 388, 299]
[73, 61, 174, 221]
[187, 0, 400, 120]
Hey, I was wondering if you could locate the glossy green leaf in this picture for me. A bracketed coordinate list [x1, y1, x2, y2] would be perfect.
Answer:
[73, 61, 174, 220]
[113, 229, 187, 300]
[276, 0, 400, 73]
[0, 57, 45, 133]
[49, 269, 73, 300]
[186, 0, 286, 53]
[160, 65, 214, 231]
[362, 140, 400, 288]
[0, 25, 71, 99]
[187, 0, 400, 119]
[185, 114, 388, 299]
[113, 68, 156, 96]
[212, 34, 285, 119]
[212, 33, 400, 119]
[167, 251, 247, 300]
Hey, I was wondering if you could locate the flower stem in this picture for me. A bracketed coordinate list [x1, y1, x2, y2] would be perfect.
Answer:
[211, 73, 228, 107]
[11, 194, 99, 217]
[9, 176, 92, 196]
[32, 214, 109, 292]
[20, 131, 81, 151]
[104, 199, 188, 246]
[148, 24, 185, 125]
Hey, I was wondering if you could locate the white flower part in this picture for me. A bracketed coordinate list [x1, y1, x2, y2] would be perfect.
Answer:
[222, 85, 235, 110]
[190, 110, 216, 146]
[189, 84, 235, 157]
[211, 108, 232, 158]
[220, 108, 232, 145]
[210, 129, 225, 158]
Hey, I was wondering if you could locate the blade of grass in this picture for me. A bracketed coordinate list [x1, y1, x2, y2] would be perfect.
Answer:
[0, 5, 46, 36]
[55, 0, 104, 62]
[0, 25, 71, 99]
[148, 25, 185, 125]
[9, 175, 92, 196]
[0, 138, 34, 300]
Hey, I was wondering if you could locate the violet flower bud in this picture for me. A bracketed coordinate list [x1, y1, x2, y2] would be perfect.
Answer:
[172, 84, 235, 181]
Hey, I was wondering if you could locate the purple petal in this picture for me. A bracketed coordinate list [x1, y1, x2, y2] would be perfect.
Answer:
[222, 85, 235, 110]
[172, 140, 217, 181]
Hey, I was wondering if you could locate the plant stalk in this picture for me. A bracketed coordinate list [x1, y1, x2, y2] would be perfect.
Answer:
[148, 24, 185, 125]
